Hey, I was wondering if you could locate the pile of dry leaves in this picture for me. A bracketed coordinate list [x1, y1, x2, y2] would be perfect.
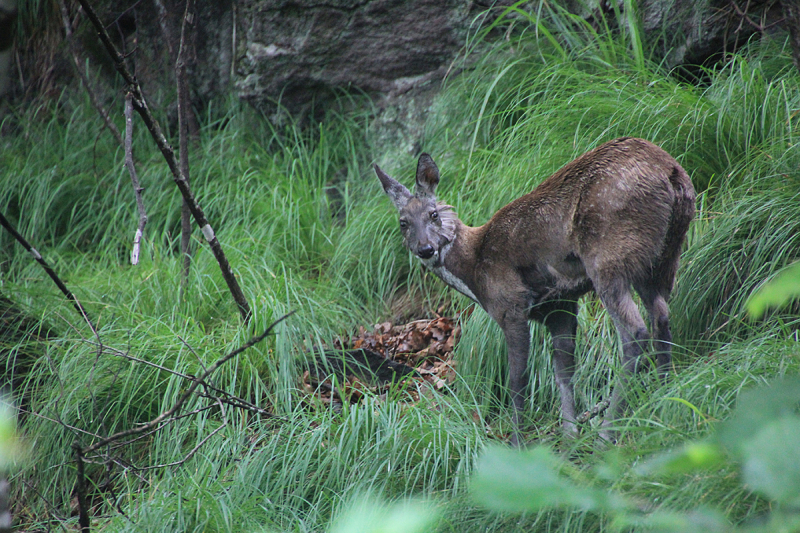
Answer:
[302, 315, 462, 407]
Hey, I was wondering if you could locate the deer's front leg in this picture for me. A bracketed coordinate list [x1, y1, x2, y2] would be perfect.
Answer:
[499, 313, 531, 447]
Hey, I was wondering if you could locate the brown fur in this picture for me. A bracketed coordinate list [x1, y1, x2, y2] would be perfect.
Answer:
[374, 138, 696, 444]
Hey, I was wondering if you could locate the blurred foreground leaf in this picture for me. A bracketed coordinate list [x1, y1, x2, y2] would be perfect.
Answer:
[328, 496, 439, 533]
[612, 507, 729, 533]
[717, 377, 800, 506]
[635, 441, 726, 477]
[740, 417, 800, 505]
[746, 261, 800, 318]
[471, 445, 625, 513]
[0, 398, 23, 470]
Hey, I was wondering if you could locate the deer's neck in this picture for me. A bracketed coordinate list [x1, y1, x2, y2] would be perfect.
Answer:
[426, 221, 483, 305]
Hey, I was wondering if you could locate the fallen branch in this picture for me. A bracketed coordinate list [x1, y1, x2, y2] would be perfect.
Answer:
[76, 0, 252, 322]
[0, 210, 97, 336]
[123, 93, 147, 265]
[576, 399, 610, 425]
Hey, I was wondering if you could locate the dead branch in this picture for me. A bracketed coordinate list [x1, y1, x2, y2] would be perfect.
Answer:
[177, 0, 195, 297]
[0, 210, 97, 336]
[78, 339, 284, 420]
[82, 312, 293, 456]
[58, 0, 123, 146]
[124, 93, 148, 265]
[76, 0, 252, 322]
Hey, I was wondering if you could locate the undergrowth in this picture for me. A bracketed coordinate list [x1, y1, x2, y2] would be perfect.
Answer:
[1, 3, 799, 532]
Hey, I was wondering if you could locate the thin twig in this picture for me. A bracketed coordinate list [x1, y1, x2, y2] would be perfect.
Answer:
[103, 406, 216, 453]
[17, 408, 104, 441]
[175, 333, 207, 373]
[76, 0, 252, 322]
[134, 422, 227, 471]
[82, 312, 293, 455]
[730, 0, 784, 32]
[58, 0, 123, 146]
[124, 93, 148, 265]
[135, 397, 227, 471]
[0, 210, 97, 336]
[20, 479, 71, 532]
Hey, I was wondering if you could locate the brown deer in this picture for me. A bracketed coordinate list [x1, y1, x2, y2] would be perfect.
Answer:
[374, 137, 695, 444]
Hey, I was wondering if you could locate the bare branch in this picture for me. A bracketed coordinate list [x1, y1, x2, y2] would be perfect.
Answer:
[76, 0, 252, 322]
[124, 94, 148, 265]
[17, 407, 104, 441]
[58, 0, 123, 146]
[0, 210, 97, 336]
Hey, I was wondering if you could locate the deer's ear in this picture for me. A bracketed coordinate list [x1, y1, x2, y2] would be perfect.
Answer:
[415, 153, 439, 198]
[374, 164, 412, 210]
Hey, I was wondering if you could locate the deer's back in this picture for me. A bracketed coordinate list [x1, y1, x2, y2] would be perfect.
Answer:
[478, 138, 694, 289]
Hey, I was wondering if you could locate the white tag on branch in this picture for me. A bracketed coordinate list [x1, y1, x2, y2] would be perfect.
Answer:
[131, 229, 142, 265]
[29, 247, 42, 261]
[201, 224, 215, 242]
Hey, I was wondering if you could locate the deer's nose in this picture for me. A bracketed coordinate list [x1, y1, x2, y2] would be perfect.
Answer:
[417, 245, 435, 259]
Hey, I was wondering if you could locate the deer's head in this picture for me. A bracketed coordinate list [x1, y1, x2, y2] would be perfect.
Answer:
[374, 154, 457, 267]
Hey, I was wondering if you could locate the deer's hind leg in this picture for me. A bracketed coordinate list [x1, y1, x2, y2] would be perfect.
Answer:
[634, 282, 673, 382]
[541, 301, 579, 436]
[593, 278, 651, 440]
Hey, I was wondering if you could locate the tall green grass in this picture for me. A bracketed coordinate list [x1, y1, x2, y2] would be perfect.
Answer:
[2, 4, 800, 532]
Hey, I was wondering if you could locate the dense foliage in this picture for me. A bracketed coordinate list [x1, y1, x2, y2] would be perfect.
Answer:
[1, 5, 799, 532]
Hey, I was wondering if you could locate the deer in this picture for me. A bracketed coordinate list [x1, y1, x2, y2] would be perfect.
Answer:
[373, 137, 695, 444]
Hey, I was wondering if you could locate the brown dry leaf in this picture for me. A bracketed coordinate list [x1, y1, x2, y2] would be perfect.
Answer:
[304, 315, 463, 408]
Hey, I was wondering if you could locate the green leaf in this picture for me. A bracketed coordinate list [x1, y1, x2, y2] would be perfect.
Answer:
[746, 261, 800, 318]
[470, 445, 625, 513]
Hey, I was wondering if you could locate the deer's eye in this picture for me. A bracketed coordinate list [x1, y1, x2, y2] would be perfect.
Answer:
[430, 211, 439, 221]
[399, 219, 408, 229]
